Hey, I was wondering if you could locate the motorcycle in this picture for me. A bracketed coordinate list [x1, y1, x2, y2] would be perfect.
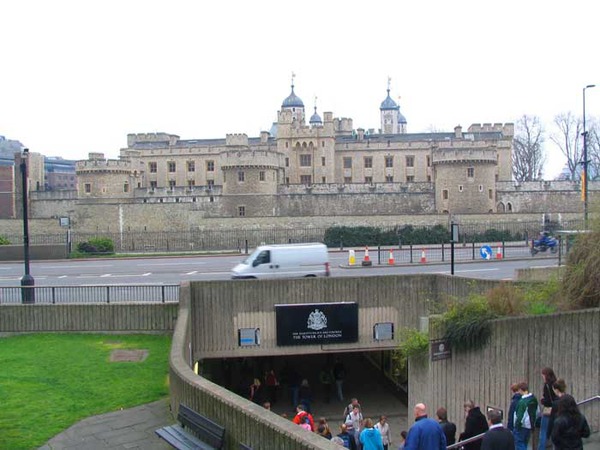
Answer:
[531, 234, 558, 255]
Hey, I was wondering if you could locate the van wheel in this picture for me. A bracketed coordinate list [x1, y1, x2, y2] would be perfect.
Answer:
[304, 275, 316, 278]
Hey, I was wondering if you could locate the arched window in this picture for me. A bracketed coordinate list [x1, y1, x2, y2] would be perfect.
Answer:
[497, 202, 506, 212]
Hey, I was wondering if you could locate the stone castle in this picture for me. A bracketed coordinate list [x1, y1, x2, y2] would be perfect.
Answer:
[8, 80, 593, 233]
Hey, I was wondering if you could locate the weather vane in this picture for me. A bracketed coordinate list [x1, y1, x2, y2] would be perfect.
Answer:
[387, 76, 391, 92]
[291, 72, 296, 88]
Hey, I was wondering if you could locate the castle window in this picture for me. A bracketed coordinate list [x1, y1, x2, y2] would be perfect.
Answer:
[385, 156, 393, 168]
[343, 157, 352, 169]
[238, 171, 245, 182]
[206, 160, 215, 172]
[300, 154, 312, 167]
[286, 142, 289, 148]
[149, 162, 157, 173]
[238, 206, 246, 217]
[406, 176, 414, 182]
[467, 167, 474, 178]
[207, 179, 214, 188]
[322, 157, 326, 166]
[285, 177, 290, 184]
[344, 176, 352, 183]
[426, 155, 431, 167]
[427, 175, 431, 182]
[365, 176, 373, 184]
[489, 189, 494, 200]
[123, 183, 129, 193]
[322, 177, 326, 183]
[364, 157, 373, 168]
[443, 189, 449, 200]
[458, 185, 463, 192]
[150, 181, 157, 189]
[259, 171, 265, 181]
[169, 180, 176, 189]
[406, 156, 415, 167]
[187, 161, 195, 172]
[300, 175, 312, 185]
[479, 184, 483, 192]
[302, 142, 307, 148]
[84, 183, 91, 194]
[188, 179, 195, 187]
[285, 157, 289, 167]
[322, 142, 325, 147]
[385, 175, 394, 183]
[168, 162, 176, 173]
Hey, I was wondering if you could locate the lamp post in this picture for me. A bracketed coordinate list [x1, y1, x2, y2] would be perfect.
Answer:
[583, 84, 596, 225]
[20, 148, 35, 304]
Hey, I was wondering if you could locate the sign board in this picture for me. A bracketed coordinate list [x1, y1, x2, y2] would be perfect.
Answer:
[238, 328, 260, 347]
[275, 302, 358, 346]
[430, 338, 452, 361]
[480, 245, 493, 260]
[373, 322, 394, 341]
[451, 223, 459, 242]
[59, 217, 70, 227]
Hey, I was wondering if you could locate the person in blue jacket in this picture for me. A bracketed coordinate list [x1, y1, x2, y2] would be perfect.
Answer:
[404, 403, 447, 450]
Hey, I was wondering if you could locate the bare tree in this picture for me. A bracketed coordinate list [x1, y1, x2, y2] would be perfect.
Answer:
[512, 115, 545, 181]
[586, 117, 600, 179]
[550, 112, 583, 180]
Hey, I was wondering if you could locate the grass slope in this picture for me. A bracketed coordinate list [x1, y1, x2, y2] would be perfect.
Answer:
[0, 333, 171, 450]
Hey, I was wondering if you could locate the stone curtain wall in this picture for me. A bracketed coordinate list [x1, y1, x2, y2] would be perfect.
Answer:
[409, 309, 600, 437]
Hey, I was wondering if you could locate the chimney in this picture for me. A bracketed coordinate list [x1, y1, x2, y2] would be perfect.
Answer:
[454, 125, 463, 139]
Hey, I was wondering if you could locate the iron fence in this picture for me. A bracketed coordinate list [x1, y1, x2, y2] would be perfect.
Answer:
[0, 284, 179, 305]
[0, 219, 586, 254]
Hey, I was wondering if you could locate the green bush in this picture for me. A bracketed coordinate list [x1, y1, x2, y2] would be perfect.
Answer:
[0, 236, 10, 245]
[76, 237, 115, 254]
[323, 224, 451, 247]
[442, 294, 497, 351]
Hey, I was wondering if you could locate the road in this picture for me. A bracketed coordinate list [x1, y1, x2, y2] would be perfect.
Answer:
[0, 251, 560, 286]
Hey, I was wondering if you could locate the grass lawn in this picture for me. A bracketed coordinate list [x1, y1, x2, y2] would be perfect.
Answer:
[0, 333, 171, 450]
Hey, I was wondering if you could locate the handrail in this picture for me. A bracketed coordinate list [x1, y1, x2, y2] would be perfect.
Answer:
[446, 432, 486, 450]
[447, 395, 599, 449]
[578, 395, 600, 406]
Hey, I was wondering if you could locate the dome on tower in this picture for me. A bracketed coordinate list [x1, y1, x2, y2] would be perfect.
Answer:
[282, 86, 304, 108]
[309, 106, 322, 125]
[380, 89, 399, 111]
[398, 110, 407, 124]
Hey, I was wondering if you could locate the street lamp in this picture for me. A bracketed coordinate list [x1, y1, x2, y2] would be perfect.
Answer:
[20, 148, 35, 304]
[583, 84, 596, 225]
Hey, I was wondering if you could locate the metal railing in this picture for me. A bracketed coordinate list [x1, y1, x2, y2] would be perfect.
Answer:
[0, 284, 179, 304]
[447, 395, 599, 449]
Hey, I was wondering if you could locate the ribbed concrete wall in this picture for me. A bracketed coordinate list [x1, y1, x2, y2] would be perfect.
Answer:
[409, 309, 600, 436]
[0, 303, 178, 332]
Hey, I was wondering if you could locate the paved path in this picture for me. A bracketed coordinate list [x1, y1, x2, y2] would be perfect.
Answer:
[40, 400, 172, 449]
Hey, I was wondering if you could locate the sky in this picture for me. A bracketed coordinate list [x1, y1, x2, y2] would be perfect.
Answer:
[1, 0, 599, 179]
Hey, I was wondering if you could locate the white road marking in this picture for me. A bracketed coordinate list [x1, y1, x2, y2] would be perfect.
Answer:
[186, 271, 198, 275]
[142, 273, 152, 276]
[58, 275, 67, 278]
[42, 265, 113, 269]
[141, 262, 207, 266]
[100, 274, 112, 277]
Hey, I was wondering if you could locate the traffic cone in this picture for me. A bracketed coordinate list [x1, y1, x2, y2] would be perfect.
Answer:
[348, 249, 356, 266]
[496, 246, 503, 259]
[362, 246, 372, 266]
[420, 249, 427, 263]
[388, 250, 395, 265]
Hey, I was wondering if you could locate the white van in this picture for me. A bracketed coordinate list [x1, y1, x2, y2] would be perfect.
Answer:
[231, 243, 330, 279]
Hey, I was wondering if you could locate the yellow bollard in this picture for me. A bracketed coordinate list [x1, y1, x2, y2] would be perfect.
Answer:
[348, 249, 356, 266]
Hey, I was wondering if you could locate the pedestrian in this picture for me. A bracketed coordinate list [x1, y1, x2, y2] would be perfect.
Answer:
[374, 415, 392, 450]
[343, 398, 362, 420]
[435, 406, 456, 445]
[360, 417, 384, 450]
[551, 394, 590, 450]
[337, 423, 358, 450]
[317, 417, 333, 440]
[262, 400, 271, 411]
[292, 404, 315, 432]
[300, 415, 312, 431]
[249, 378, 265, 405]
[481, 408, 514, 450]
[299, 378, 313, 413]
[459, 400, 489, 450]
[403, 403, 446, 450]
[319, 363, 334, 403]
[398, 431, 407, 450]
[334, 357, 346, 401]
[507, 383, 521, 432]
[265, 369, 279, 404]
[547, 378, 567, 441]
[345, 405, 363, 449]
[538, 367, 558, 450]
[513, 381, 539, 450]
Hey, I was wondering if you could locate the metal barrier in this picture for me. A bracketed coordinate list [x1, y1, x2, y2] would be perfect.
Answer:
[0, 284, 179, 304]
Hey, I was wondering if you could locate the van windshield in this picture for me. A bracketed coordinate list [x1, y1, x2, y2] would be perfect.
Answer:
[241, 248, 262, 265]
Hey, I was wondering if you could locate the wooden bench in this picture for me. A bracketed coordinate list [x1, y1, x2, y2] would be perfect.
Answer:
[155, 404, 225, 450]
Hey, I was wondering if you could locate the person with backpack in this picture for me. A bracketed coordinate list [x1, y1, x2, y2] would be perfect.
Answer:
[292, 404, 315, 432]
[551, 395, 590, 450]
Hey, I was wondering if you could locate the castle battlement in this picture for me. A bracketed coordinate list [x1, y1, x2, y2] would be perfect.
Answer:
[220, 149, 282, 169]
[225, 134, 249, 147]
[76, 157, 133, 174]
[468, 123, 514, 136]
[127, 133, 179, 147]
[432, 148, 498, 164]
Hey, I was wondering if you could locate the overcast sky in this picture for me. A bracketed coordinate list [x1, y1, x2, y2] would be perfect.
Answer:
[1, 0, 598, 178]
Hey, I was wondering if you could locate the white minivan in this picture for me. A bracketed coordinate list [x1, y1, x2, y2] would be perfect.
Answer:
[231, 243, 330, 279]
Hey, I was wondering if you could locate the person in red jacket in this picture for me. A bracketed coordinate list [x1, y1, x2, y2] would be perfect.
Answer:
[292, 404, 315, 432]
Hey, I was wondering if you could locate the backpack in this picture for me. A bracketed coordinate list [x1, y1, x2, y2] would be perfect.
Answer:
[338, 433, 351, 448]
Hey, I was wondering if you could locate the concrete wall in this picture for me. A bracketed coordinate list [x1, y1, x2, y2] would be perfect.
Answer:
[0, 244, 67, 260]
[409, 309, 600, 437]
[0, 303, 178, 332]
